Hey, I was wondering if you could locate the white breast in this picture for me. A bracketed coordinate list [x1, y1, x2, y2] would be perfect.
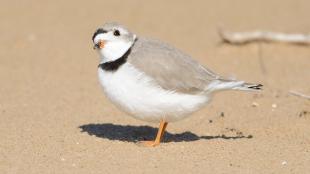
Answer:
[98, 63, 209, 122]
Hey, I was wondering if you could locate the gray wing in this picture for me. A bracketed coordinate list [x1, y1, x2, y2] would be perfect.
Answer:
[128, 37, 219, 94]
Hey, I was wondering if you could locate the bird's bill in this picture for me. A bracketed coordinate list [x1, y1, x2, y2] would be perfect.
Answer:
[93, 40, 105, 49]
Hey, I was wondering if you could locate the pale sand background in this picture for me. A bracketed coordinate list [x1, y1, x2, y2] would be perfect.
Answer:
[0, 0, 310, 173]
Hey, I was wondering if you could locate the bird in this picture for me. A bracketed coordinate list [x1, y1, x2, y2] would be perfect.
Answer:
[92, 22, 262, 147]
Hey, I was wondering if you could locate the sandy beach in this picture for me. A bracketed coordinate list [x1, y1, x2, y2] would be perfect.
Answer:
[1, 0, 309, 173]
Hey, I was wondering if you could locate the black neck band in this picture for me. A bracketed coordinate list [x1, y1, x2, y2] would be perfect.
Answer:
[98, 47, 132, 72]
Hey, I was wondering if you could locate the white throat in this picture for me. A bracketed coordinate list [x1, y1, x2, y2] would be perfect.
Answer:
[99, 41, 132, 63]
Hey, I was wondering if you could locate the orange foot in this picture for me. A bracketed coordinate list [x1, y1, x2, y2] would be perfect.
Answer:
[137, 140, 160, 147]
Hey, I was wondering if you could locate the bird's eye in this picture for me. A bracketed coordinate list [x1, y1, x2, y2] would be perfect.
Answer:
[113, 30, 120, 36]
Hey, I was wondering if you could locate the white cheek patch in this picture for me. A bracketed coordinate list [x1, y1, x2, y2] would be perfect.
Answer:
[100, 40, 132, 62]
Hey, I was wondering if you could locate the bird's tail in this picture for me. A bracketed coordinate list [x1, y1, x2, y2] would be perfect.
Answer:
[232, 82, 263, 91]
[206, 79, 263, 92]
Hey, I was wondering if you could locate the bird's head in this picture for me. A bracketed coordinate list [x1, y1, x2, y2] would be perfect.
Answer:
[92, 22, 136, 62]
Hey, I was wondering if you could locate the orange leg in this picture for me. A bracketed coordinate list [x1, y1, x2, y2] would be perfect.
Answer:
[139, 120, 168, 147]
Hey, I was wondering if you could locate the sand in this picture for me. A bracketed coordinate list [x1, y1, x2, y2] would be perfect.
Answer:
[1, 0, 309, 173]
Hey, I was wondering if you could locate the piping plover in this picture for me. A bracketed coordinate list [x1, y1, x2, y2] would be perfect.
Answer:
[92, 22, 262, 147]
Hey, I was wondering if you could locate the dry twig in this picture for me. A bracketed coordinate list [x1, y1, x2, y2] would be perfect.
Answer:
[219, 29, 310, 45]
[289, 90, 310, 100]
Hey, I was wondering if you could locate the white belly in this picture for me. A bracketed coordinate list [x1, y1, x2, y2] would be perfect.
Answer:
[98, 63, 209, 122]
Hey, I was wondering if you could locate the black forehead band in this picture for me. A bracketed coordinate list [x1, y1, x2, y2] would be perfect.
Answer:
[92, 28, 108, 41]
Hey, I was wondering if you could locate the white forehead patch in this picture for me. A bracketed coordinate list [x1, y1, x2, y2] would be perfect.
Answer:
[93, 33, 116, 44]
[93, 33, 106, 44]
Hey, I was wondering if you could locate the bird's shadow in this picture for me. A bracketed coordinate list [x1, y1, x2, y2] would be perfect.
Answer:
[79, 123, 253, 143]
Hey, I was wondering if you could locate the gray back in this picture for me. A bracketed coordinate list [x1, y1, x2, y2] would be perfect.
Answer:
[128, 37, 219, 94]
